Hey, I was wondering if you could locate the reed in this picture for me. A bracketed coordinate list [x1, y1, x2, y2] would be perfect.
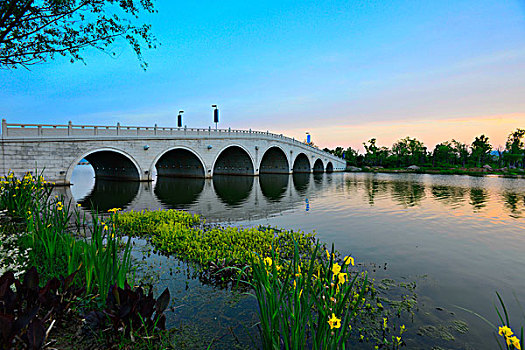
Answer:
[495, 292, 524, 350]
[81, 210, 133, 299]
[245, 241, 369, 349]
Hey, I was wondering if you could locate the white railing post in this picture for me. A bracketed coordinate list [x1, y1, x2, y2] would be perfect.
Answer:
[68, 121, 72, 136]
[37, 125, 42, 136]
[2, 119, 7, 137]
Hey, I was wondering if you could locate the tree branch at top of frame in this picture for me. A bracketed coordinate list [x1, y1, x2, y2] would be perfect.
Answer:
[0, 0, 157, 70]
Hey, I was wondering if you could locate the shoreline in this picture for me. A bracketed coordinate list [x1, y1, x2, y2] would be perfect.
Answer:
[350, 168, 525, 179]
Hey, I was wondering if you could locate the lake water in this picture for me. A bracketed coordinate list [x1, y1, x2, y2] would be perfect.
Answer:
[64, 165, 525, 349]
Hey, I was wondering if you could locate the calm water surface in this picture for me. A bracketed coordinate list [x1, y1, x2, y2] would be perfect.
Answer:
[65, 166, 525, 349]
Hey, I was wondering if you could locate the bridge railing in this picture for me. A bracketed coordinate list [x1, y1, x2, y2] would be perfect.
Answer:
[1, 119, 343, 161]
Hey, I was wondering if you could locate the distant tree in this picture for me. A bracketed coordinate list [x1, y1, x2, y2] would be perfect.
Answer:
[0, 0, 156, 69]
[432, 141, 455, 166]
[391, 138, 410, 167]
[471, 135, 492, 167]
[495, 145, 504, 168]
[363, 138, 382, 166]
[505, 128, 525, 168]
[391, 136, 426, 167]
[333, 146, 344, 158]
[452, 140, 469, 167]
[363, 138, 389, 166]
[343, 146, 359, 166]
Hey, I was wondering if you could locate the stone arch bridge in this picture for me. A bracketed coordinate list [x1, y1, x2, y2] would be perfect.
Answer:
[0, 120, 345, 185]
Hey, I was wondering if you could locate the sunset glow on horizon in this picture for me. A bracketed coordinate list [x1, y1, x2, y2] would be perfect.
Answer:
[283, 113, 525, 152]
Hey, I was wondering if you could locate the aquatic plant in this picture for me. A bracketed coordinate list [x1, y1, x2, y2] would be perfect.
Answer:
[0, 171, 53, 221]
[495, 292, 524, 350]
[1, 172, 134, 304]
[116, 210, 318, 279]
[245, 242, 406, 349]
[81, 210, 133, 300]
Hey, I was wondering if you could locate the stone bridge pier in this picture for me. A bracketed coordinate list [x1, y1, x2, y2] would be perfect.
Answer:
[0, 120, 346, 184]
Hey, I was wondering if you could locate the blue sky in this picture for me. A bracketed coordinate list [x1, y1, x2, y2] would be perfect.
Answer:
[1, 0, 524, 149]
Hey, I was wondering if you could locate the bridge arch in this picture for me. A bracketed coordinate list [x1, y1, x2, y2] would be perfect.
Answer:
[66, 147, 142, 183]
[326, 162, 334, 173]
[292, 153, 311, 173]
[313, 159, 324, 173]
[212, 144, 255, 176]
[259, 146, 290, 174]
[152, 147, 206, 178]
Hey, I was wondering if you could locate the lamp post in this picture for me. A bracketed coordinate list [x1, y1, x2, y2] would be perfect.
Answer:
[211, 105, 219, 130]
[177, 110, 184, 128]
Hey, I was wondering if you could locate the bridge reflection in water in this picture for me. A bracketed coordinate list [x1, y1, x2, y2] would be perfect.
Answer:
[59, 166, 525, 222]
[63, 166, 329, 221]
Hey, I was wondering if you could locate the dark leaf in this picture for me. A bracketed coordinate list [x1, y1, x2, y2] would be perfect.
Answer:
[155, 288, 170, 315]
[27, 318, 45, 349]
[23, 267, 39, 292]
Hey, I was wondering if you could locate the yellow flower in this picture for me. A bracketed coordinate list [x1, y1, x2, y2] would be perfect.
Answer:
[108, 208, 121, 213]
[264, 257, 272, 267]
[77, 204, 81, 207]
[332, 263, 341, 275]
[400, 324, 406, 334]
[326, 250, 331, 259]
[344, 256, 355, 266]
[499, 326, 514, 337]
[512, 337, 522, 350]
[327, 313, 341, 329]
[383, 317, 388, 329]
[337, 273, 347, 285]
[509, 336, 522, 350]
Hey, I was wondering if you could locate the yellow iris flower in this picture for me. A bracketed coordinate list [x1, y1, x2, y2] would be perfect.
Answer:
[344, 256, 355, 266]
[332, 263, 341, 275]
[328, 313, 341, 329]
[499, 326, 514, 337]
